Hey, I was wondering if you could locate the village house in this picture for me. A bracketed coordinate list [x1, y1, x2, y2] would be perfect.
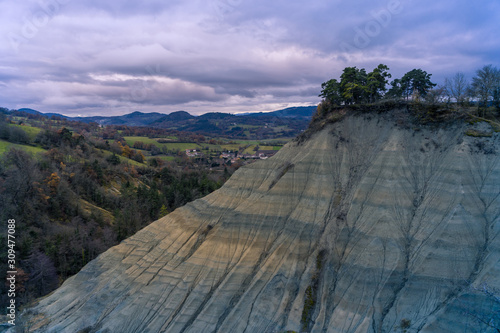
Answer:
[219, 150, 238, 159]
[256, 150, 277, 159]
[185, 149, 201, 157]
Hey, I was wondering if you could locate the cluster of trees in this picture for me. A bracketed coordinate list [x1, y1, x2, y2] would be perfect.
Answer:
[9, 109, 101, 134]
[444, 65, 500, 115]
[319, 64, 393, 105]
[387, 69, 436, 100]
[0, 116, 231, 311]
[319, 65, 437, 105]
[0, 116, 31, 144]
[319, 64, 500, 116]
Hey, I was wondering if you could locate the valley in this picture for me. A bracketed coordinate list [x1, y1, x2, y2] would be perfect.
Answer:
[0, 106, 302, 313]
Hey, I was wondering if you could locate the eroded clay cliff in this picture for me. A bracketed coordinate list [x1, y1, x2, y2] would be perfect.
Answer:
[24, 109, 500, 332]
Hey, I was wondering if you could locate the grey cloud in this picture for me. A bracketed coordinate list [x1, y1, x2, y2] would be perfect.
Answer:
[0, 0, 499, 115]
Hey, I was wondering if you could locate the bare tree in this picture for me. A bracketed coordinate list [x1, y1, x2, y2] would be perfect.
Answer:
[471, 65, 500, 116]
[423, 86, 447, 104]
[444, 72, 470, 106]
[24, 250, 59, 297]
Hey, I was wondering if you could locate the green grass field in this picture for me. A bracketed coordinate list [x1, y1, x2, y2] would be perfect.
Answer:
[124, 136, 162, 147]
[123, 137, 203, 151]
[118, 156, 145, 166]
[230, 124, 260, 129]
[0, 139, 46, 155]
[231, 138, 291, 145]
[154, 155, 176, 162]
[242, 146, 257, 154]
[10, 124, 42, 139]
[115, 135, 285, 160]
[161, 142, 202, 150]
[99, 149, 146, 167]
[123, 136, 287, 151]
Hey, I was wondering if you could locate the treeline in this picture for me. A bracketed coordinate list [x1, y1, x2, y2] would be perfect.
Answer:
[442, 65, 500, 115]
[0, 115, 229, 311]
[8, 108, 101, 134]
[320, 64, 395, 105]
[319, 64, 500, 116]
[319, 64, 437, 105]
[0, 117, 31, 145]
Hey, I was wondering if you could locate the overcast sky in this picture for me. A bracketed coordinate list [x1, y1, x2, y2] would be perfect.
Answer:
[1, 0, 499, 116]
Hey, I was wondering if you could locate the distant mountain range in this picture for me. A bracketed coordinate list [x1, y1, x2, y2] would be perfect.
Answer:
[15, 106, 318, 139]
[17, 108, 69, 119]
[17, 108, 168, 127]
[241, 106, 318, 119]
[17, 106, 316, 126]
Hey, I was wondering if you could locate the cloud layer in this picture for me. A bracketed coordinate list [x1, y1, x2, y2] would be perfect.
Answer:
[1, 0, 499, 116]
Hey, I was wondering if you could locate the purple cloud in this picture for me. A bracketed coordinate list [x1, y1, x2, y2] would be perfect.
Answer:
[0, 0, 498, 116]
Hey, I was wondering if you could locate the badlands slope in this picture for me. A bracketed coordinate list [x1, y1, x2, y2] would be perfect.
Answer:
[25, 109, 500, 332]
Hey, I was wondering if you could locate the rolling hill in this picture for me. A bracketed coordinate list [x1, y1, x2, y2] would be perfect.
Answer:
[12, 106, 318, 139]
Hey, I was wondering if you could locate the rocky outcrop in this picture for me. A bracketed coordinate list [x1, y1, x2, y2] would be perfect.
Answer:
[24, 110, 500, 332]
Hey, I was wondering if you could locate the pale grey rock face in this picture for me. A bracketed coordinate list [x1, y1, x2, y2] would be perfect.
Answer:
[24, 113, 500, 333]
